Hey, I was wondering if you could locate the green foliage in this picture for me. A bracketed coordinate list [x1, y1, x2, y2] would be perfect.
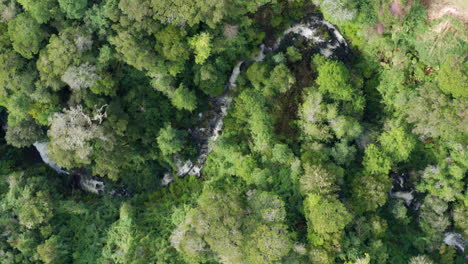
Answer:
[47, 106, 107, 168]
[17, 0, 59, 24]
[330, 115, 362, 140]
[299, 163, 338, 196]
[5, 119, 44, 148]
[8, 13, 45, 59]
[37, 235, 69, 264]
[100, 203, 135, 263]
[0, 0, 18, 23]
[8, 175, 54, 229]
[189, 33, 212, 65]
[404, 83, 467, 143]
[379, 126, 416, 163]
[362, 144, 391, 175]
[172, 186, 294, 263]
[246, 224, 293, 264]
[417, 149, 466, 202]
[304, 193, 351, 256]
[267, 63, 296, 95]
[109, 30, 157, 72]
[171, 85, 197, 112]
[193, 62, 226, 96]
[157, 124, 188, 156]
[351, 171, 392, 214]
[0, 0, 466, 263]
[58, 0, 88, 19]
[37, 29, 83, 90]
[413, 17, 466, 66]
[436, 59, 467, 98]
[150, 0, 271, 28]
[299, 89, 334, 141]
[316, 59, 355, 101]
[286, 46, 302, 62]
[418, 196, 449, 240]
[330, 140, 357, 166]
[90, 76, 116, 96]
[118, 0, 151, 22]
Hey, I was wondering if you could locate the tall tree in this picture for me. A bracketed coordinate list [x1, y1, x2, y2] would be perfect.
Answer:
[8, 13, 45, 59]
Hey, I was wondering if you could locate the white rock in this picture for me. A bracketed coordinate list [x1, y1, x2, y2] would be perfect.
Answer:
[444, 232, 466, 252]
[391, 191, 414, 206]
[33, 142, 69, 175]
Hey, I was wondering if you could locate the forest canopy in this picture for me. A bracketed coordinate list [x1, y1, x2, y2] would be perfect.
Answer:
[0, 0, 466, 263]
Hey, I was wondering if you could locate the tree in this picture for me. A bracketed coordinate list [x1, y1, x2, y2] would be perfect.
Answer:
[37, 235, 69, 264]
[453, 201, 468, 238]
[305, 193, 351, 236]
[0, 50, 39, 125]
[157, 124, 188, 156]
[17, 0, 59, 24]
[118, 0, 151, 22]
[58, 0, 88, 19]
[37, 30, 82, 90]
[193, 62, 227, 96]
[409, 255, 434, 264]
[171, 85, 197, 112]
[436, 59, 467, 98]
[299, 89, 334, 141]
[265, 64, 296, 95]
[0, 0, 17, 22]
[8, 13, 45, 59]
[5, 119, 44, 148]
[92, 141, 130, 181]
[171, 188, 245, 263]
[404, 83, 466, 143]
[48, 105, 107, 168]
[390, 200, 410, 224]
[171, 187, 293, 263]
[351, 172, 392, 214]
[189, 33, 212, 65]
[90, 76, 116, 96]
[246, 224, 293, 264]
[109, 30, 157, 72]
[61, 62, 101, 90]
[418, 196, 449, 247]
[330, 140, 357, 166]
[330, 115, 362, 140]
[304, 194, 351, 245]
[247, 191, 287, 223]
[286, 46, 302, 62]
[379, 126, 415, 162]
[154, 25, 190, 75]
[417, 164, 465, 202]
[101, 203, 135, 264]
[316, 59, 355, 101]
[247, 62, 269, 89]
[3, 172, 55, 230]
[362, 144, 391, 175]
[319, 0, 356, 24]
[351, 145, 393, 213]
[300, 163, 338, 196]
[271, 144, 294, 165]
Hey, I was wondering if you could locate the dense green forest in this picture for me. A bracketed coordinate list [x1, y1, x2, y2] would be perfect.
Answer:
[0, 0, 466, 263]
